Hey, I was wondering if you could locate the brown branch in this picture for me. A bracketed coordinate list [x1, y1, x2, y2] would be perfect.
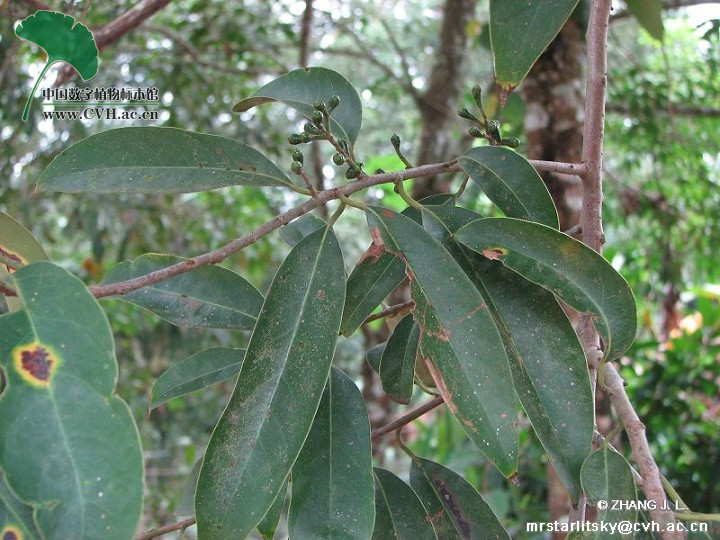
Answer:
[86, 158, 580, 299]
[299, 0, 314, 68]
[135, 517, 195, 540]
[371, 396, 444, 441]
[607, 103, 720, 118]
[362, 300, 414, 326]
[581, 1, 681, 537]
[55, 0, 173, 86]
[610, 0, 720, 22]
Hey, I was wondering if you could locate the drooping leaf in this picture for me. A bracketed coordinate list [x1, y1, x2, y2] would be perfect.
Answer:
[366, 207, 518, 477]
[456, 218, 637, 361]
[457, 147, 558, 228]
[366, 342, 386, 373]
[372, 468, 437, 540]
[102, 254, 263, 329]
[177, 459, 203, 517]
[0, 262, 143, 540]
[490, 0, 581, 88]
[581, 447, 638, 539]
[15, 10, 99, 121]
[409, 456, 509, 540]
[150, 347, 245, 409]
[288, 367, 374, 540]
[0, 472, 40, 540]
[38, 127, 296, 193]
[233, 67, 363, 144]
[380, 314, 419, 404]
[421, 205, 592, 501]
[280, 213, 326, 247]
[626, 0, 664, 41]
[258, 479, 287, 540]
[0, 212, 48, 311]
[340, 250, 406, 337]
[195, 227, 345, 540]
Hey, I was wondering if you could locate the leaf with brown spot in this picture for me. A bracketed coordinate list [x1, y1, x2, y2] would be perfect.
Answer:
[379, 314, 419, 404]
[366, 206, 518, 477]
[409, 456, 509, 540]
[372, 468, 437, 540]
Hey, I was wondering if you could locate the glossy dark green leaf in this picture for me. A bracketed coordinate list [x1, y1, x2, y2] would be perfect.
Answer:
[102, 254, 263, 329]
[366, 207, 518, 477]
[340, 250, 406, 337]
[409, 456, 509, 540]
[233, 67, 363, 143]
[280, 213, 326, 247]
[490, 0, 581, 87]
[0, 472, 40, 540]
[258, 479, 287, 540]
[195, 227, 345, 540]
[626, 0, 664, 41]
[372, 468, 437, 540]
[0, 262, 143, 540]
[380, 314, 419, 404]
[458, 147, 558, 228]
[150, 347, 245, 409]
[177, 459, 202, 517]
[366, 343, 386, 373]
[0, 212, 49, 312]
[456, 218, 637, 361]
[421, 205, 592, 501]
[288, 367, 374, 540]
[38, 127, 295, 193]
[581, 447, 638, 539]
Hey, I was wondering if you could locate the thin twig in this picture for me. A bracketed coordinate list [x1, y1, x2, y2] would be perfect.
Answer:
[362, 300, 414, 326]
[610, 0, 720, 22]
[371, 396, 444, 440]
[135, 517, 195, 540]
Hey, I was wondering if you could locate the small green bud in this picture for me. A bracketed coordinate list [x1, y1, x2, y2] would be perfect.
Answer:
[345, 166, 360, 179]
[332, 153, 345, 165]
[313, 100, 326, 111]
[457, 108, 476, 120]
[288, 133, 303, 145]
[292, 150, 304, 163]
[487, 120, 501, 139]
[299, 133, 311, 143]
[468, 126, 484, 138]
[311, 110, 324, 125]
[501, 137, 520, 148]
[471, 85, 483, 107]
[374, 168, 386, 174]
[304, 123, 321, 135]
[290, 161, 303, 174]
[328, 95, 340, 111]
[390, 133, 401, 149]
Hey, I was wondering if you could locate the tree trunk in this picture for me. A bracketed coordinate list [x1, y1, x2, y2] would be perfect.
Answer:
[413, 0, 476, 199]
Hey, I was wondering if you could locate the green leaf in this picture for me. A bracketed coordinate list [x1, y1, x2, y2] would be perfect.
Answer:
[102, 254, 263, 330]
[456, 218, 637, 361]
[490, 0, 581, 88]
[0, 472, 40, 540]
[288, 367, 374, 540]
[340, 250, 406, 337]
[257, 479, 287, 540]
[0, 212, 48, 312]
[626, 0, 664, 41]
[150, 347, 245, 409]
[372, 468, 437, 540]
[177, 459, 202, 517]
[409, 456, 509, 540]
[421, 205, 592, 501]
[581, 447, 638, 539]
[366, 343, 386, 373]
[458, 147, 558, 228]
[195, 227, 345, 540]
[0, 262, 143, 540]
[38, 127, 295, 193]
[233, 67, 363, 144]
[366, 207, 518, 477]
[15, 10, 99, 121]
[380, 314, 419, 404]
[280, 213, 326, 247]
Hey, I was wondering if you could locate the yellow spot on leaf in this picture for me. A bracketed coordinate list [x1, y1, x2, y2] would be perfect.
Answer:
[12, 341, 61, 388]
[2, 525, 23, 540]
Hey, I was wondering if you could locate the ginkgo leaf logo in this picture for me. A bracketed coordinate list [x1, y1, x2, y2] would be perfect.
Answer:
[15, 10, 99, 122]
